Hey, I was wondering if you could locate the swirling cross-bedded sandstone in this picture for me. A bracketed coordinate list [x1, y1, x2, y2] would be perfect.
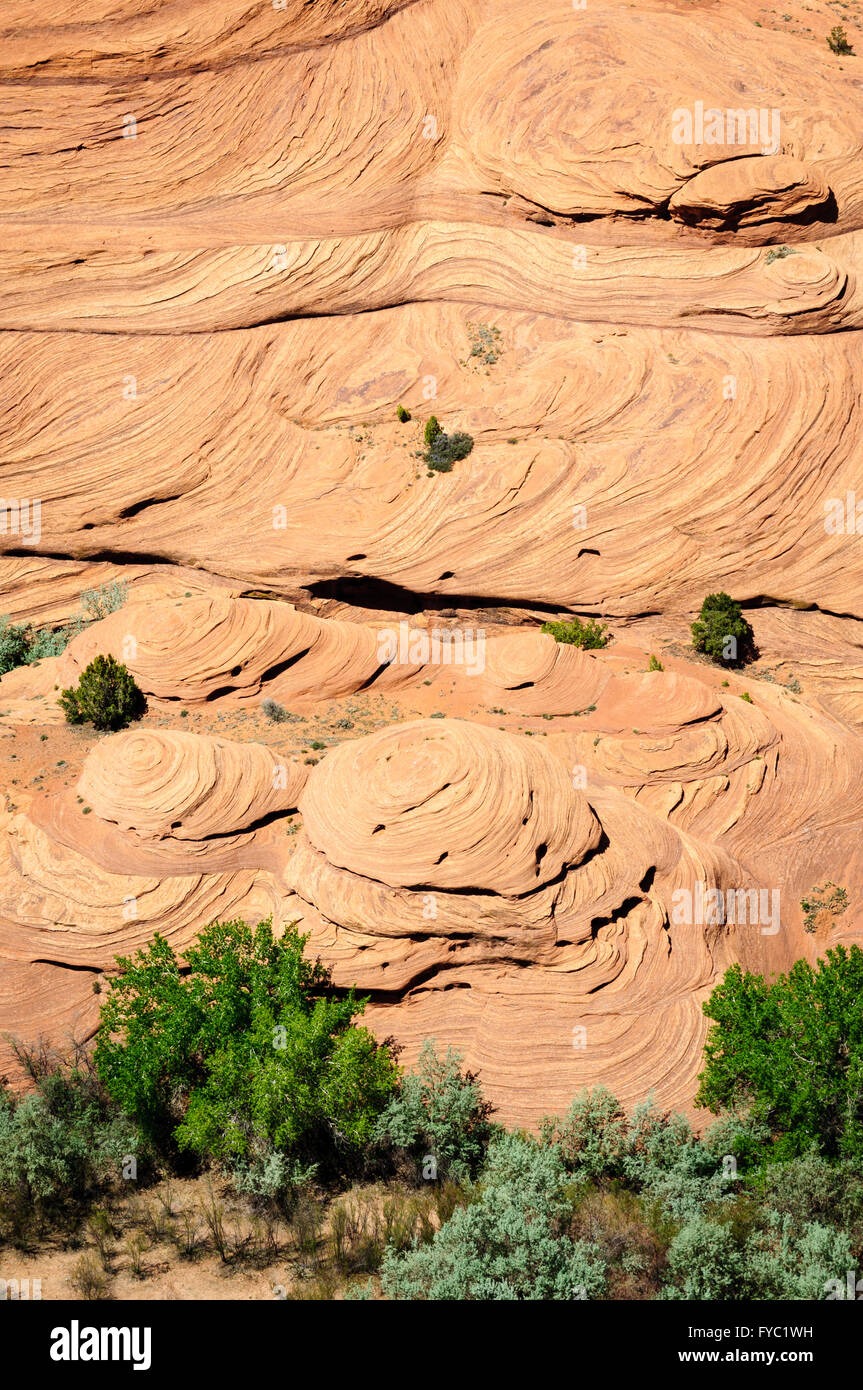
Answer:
[1, 0, 863, 337]
[0, 0, 417, 79]
[2, 0, 863, 1123]
[0, 727, 304, 979]
[2, 304, 862, 625]
[0, 596, 413, 720]
[282, 717, 750, 1116]
[0, 230, 858, 336]
[298, 719, 600, 896]
[77, 728, 306, 842]
[668, 156, 833, 231]
[479, 632, 609, 716]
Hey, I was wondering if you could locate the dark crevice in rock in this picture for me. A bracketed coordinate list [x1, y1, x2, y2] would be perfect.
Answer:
[304, 572, 576, 617]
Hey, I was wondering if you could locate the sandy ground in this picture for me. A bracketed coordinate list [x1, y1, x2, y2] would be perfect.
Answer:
[0, 1172, 386, 1302]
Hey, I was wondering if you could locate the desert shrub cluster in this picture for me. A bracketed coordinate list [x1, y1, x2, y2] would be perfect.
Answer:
[540, 616, 609, 649]
[0, 1043, 145, 1245]
[690, 591, 757, 666]
[59, 654, 146, 731]
[422, 417, 474, 473]
[0, 581, 127, 677]
[3, 924, 863, 1299]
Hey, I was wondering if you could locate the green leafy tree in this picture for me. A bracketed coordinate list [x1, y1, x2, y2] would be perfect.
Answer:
[374, 1039, 497, 1182]
[691, 592, 756, 666]
[59, 654, 146, 731]
[94, 918, 400, 1181]
[696, 946, 863, 1161]
[380, 1133, 606, 1300]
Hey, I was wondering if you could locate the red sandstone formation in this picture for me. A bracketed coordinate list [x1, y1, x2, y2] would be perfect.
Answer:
[1, 0, 861, 1124]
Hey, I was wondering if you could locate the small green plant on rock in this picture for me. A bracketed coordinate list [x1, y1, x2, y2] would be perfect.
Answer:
[541, 617, 609, 650]
[81, 581, 128, 623]
[827, 25, 854, 55]
[800, 882, 848, 935]
[422, 417, 474, 473]
[467, 322, 502, 365]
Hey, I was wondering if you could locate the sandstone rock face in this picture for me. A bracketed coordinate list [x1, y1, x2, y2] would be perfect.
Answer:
[669, 157, 833, 229]
[284, 718, 745, 1110]
[1, 0, 862, 1124]
[297, 720, 601, 895]
[479, 633, 608, 716]
[0, 597, 412, 722]
[77, 729, 306, 842]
